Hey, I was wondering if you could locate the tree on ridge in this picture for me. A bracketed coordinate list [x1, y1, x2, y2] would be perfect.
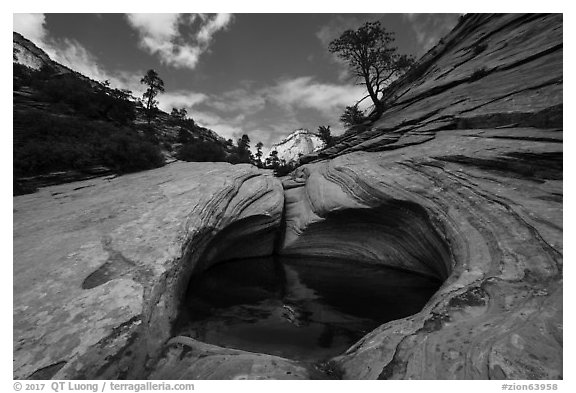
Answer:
[255, 141, 264, 167]
[140, 69, 165, 125]
[329, 21, 414, 115]
[317, 125, 334, 147]
[339, 104, 367, 127]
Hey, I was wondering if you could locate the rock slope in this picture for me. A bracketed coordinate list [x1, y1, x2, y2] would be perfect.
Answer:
[13, 13, 562, 380]
[288, 13, 562, 379]
[13, 162, 284, 379]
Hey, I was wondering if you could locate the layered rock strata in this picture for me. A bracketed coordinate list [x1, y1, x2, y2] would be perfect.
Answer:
[13, 162, 284, 379]
[287, 13, 562, 379]
[13, 13, 562, 380]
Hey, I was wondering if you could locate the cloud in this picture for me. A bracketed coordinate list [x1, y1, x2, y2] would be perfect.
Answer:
[206, 88, 267, 114]
[316, 15, 365, 47]
[12, 14, 361, 151]
[197, 13, 234, 43]
[53, 39, 111, 79]
[268, 76, 367, 116]
[191, 110, 247, 141]
[13, 13, 47, 45]
[125, 13, 233, 69]
[191, 76, 369, 146]
[13, 13, 143, 95]
[157, 91, 209, 113]
[49, 39, 148, 97]
[404, 14, 460, 54]
[316, 15, 368, 81]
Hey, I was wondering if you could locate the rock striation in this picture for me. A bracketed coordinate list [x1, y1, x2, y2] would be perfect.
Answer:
[268, 128, 325, 163]
[13, 13, 562, 380]
[287, 13, 562, 379]
[13, 162, 284, 379]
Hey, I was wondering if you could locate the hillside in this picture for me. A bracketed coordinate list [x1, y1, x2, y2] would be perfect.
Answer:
[13, 32, 232, 195]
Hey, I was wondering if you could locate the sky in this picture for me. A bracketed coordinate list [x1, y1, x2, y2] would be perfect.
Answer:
[13, 13, 460, 149]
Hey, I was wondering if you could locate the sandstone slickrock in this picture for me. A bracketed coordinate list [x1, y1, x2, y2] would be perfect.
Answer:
[13, 162, 284, 379]
[287, 13, 562, 379]
[150, 337, 311, 380]
[13, 13, 562, 380]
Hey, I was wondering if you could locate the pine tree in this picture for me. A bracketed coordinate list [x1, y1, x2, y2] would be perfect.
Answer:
[140, 69, 165, 124]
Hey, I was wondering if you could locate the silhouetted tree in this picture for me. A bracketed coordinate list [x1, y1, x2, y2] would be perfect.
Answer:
[274, 159, 296, 177]
[140, 69, 165, 124]
[106, 88, 136, 124]
[340, 104, 367, 127]
[329, 21, 414, 115]
[255, 141, 264, 167]
[230, 134, 253, 164]
[171, 107, 187, 120]
[265, 150, 280, 169]
[238, 134, 250, 151]
[317, 125, 334, 147]
[177, 138, 226, 162]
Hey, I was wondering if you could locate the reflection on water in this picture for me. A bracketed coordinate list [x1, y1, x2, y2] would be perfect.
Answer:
[175, 257, 442, 362]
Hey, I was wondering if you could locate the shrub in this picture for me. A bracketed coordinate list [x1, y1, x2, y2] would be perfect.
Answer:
[99, 134, 165, 172]
[274, 161, 296, 177]
[176, 139, 227, 162]
[13, 110, 164, 177]
[16, 67, 136, 124]
[340, 104, 367, 127]
[472, 42, 488, 56]
[317, 125, 335, 147]
[470, 67, 489, 81]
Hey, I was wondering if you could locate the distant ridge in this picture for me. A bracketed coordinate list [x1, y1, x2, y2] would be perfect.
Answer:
[267, 128, 325, 163]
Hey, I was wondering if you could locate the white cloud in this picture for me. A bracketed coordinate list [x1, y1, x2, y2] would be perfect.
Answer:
[13, 14, 47, 46]
[316, 15, 364, 47]
[206, 88, 267, 114]
[126, 13, 180, 41]
[192, 76, 370, 146]
[125, 13, 233, 69]
[191, 110, 246, 141]
[13, 13, 138, 93]
[268, 76, 367, 116]
[316, 15, 367, 81]
[12, 14, 359, 151]
[47, 39, 148, 98]
[197, 13, 233, 43]
[12, 13, 246, 144]
[157, 91, 209, 113]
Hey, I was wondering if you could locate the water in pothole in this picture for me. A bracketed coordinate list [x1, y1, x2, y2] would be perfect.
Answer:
[174, 256, 442, 362]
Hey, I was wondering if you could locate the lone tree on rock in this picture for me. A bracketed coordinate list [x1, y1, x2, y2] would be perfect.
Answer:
[317, 125, 334, 147]
[141, 69, 165, 124]
[340, 104, 367, 127]
[329, 21, 414, 115]
[255, 141, 264, 167]
[234, 134, 253, 163]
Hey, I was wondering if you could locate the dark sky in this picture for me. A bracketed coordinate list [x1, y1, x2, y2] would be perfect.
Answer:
[13, 13, 460, 149]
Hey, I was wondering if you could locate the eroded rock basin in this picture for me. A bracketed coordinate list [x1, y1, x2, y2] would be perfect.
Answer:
[173, 256, 442, 362]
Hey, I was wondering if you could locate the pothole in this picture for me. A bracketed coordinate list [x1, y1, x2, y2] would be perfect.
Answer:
[172, 255, 443, 362]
